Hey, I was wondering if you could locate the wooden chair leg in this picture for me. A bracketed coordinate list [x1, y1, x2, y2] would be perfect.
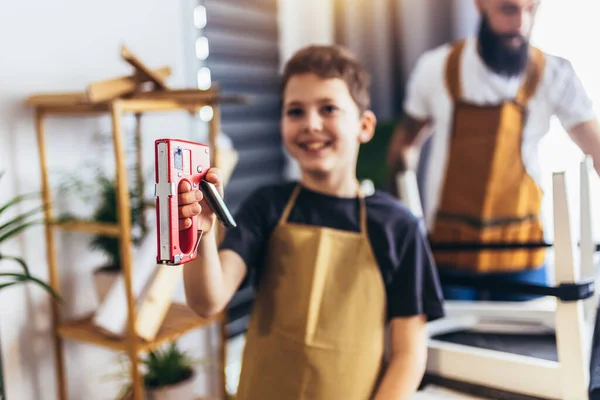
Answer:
[553, 171, 590, 399]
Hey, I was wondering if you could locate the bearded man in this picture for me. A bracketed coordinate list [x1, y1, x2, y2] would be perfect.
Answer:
[388, 0, 600, 301]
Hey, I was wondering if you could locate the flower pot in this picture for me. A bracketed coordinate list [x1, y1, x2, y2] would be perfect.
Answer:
[93, 266, 121, 303]
[145, 372, 196, 400]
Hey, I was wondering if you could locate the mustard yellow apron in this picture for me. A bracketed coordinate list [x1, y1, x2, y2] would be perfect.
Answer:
[235, 184, 387, 400]
[430, 40, 547, 273]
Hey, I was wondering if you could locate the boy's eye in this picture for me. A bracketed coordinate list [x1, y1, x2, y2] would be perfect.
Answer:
[321, 105, 339, 114]
[286, 108, 304, 117]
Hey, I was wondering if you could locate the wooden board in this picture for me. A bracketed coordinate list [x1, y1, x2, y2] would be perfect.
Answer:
[25, 92, 89, 106]
[121, 45, 168, 90]
[86, 66, 172, 103]
[58, 303, 219, 352]
[52, 219, 120, 237]
[129, 89, 251, 105]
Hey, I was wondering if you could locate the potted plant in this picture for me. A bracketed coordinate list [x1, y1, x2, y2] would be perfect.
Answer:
[55, 165, 148, 303]
[0, 172, 61, 399]
[114, 341, 202, 400]
[89, 173, 147, 302]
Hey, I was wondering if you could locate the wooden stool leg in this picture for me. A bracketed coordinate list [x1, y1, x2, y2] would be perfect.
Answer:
[553, 171, 590, 399]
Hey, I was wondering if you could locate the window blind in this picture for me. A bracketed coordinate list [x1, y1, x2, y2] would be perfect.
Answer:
[195, 0, 284, 338]
[200, 0, 285, 214]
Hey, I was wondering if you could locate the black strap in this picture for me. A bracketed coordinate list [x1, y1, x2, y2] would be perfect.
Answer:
[440, 274, 595, 302]
[430, 241, 600, 252]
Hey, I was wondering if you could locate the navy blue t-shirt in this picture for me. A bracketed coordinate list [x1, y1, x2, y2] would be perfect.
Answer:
[219, 182, 445, 322]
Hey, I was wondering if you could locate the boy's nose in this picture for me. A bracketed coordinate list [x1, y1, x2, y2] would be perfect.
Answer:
[304, 110, 323, 132]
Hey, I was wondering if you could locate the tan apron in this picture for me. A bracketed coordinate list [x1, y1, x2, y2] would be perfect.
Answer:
[235, 184, 387, 400]
[429, 40, 547, 273]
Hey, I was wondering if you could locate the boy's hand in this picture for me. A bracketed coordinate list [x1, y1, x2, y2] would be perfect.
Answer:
[177, 168, 224, 233]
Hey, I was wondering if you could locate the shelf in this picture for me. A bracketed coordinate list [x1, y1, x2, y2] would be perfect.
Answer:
[58, 303, 220, 353]
[51, 219, 120, 237]
[28, 88, 250, 116]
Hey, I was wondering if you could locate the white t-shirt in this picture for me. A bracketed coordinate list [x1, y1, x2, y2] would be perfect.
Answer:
[404, 36, 597, 233]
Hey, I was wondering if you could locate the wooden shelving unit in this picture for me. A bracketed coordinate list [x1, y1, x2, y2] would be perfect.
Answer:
[26, 46, 247, 400]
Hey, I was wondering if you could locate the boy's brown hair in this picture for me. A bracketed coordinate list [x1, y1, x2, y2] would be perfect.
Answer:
[281, 45, 371, 113]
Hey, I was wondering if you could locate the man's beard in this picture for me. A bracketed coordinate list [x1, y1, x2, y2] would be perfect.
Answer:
[477, 14, 529, 77]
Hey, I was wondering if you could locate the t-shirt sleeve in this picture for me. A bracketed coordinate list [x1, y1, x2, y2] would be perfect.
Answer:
[218, 188, 274, 287]
[402, 50, 443, 121]
[551, 58, 597, 131]
[387, 218, 445, 321]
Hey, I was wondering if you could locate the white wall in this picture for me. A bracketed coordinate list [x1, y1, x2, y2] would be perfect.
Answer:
[277, 0, 335, 69]
[452, 0, 480, 40]
[0, 1, 224, 399]
[530, 0, 600, 273]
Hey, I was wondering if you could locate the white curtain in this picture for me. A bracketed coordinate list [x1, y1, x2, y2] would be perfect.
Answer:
[334, 0, 457, 120]
[530, 0, 600, 247]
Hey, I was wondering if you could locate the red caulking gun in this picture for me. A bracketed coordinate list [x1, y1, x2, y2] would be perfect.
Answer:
[154, 138, 237, 266]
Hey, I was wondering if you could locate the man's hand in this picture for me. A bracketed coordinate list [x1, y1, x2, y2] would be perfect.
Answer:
[387, 114, 429, 175]
[568, 120, 600, 176]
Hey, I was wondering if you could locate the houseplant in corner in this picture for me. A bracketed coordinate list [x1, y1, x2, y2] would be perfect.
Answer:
[0, 171, 61, 400]
[89, 172, 147, 303]
[115, 341, 202, 400]
[55, 165, 148, 303]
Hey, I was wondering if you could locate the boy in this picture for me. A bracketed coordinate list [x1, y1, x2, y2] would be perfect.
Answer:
[179, 45, 445, 400]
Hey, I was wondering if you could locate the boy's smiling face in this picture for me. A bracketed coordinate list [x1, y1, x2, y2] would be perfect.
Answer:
[281, 73, 376, 182]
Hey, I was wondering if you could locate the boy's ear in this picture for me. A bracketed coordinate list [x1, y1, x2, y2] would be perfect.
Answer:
[358, 110, 377, 143]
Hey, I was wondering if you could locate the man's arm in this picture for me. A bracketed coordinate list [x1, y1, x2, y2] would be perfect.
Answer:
[372, 315, 428, 400]
[387, 113, 430, 174]
[568, 119, 600, 176]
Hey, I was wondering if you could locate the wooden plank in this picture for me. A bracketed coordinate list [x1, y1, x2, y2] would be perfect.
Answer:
[86, 66, 172, 103]
[52, 219, 121, 237]
[121, 45, 169, 90]
[58, 303, 218, 352]
[552, 172, 590, 400]
[119, 96, 250, 114]
[25, 67, 173, 107]
[131, 87, 218, 99]
[427, 339, 562, 399]
[25, 92, 89, 106]
[130, 88, 250, 104]
[36, 103, 111, 115]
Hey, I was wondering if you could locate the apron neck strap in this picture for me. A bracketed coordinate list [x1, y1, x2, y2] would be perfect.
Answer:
[445, 39, 467, 102]
[278, 182, 369, 234]
[357, 192, 368, 235]
[515, 47, 545, 107]
[278, 183, 303, 225]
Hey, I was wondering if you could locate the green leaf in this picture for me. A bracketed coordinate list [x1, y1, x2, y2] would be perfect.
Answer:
[0, 220, 44, 244]
[0, 273, 61, 301]
[0, 193, 40, 216]
[0, 254, 31, 276]
[0, 280, 25, 291]
[141, 341, 195, 389]
[0, 206, 46, 237]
